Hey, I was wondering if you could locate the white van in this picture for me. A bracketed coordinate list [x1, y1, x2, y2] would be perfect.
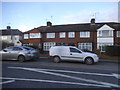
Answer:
[49, 46, 99, 65]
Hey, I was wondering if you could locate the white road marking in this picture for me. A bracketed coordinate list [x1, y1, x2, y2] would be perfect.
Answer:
[8, 66, 120, 88]
[112, 73, 120, 79]
[9, 66, 120, 79]
[0, 77, 110, 88]
[0, 80, 15, 84]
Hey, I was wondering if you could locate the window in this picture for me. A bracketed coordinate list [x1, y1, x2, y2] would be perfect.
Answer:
[117, 31, 120, 37]
[68, 32, 75, 38]
[80, 32, 90, 38]
[102, 30, 109, 36]
[70, 48, 81, 53]
[47, 33, 55, 38]
[2, 36, 7, 40]
[30, 33, 41, 38]
[78, 43, 92, 51]
[24, 34, 29, 39]
[59, 32, 65, 38]
[98, 30, 113, 37]
[43, 42, 56, 51]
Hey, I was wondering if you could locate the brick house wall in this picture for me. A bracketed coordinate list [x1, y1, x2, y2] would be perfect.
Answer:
[114, 31, 120, 45]
[23, 28, 42, 49]
[22, 19, 120, 54]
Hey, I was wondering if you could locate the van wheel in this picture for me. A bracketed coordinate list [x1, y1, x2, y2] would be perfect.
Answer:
[85, 57, 94, 65]
[53, 56, 60, 63]
[18, 55, 25, 62]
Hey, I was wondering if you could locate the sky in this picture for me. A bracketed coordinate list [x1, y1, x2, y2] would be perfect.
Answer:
[1, 0, 119, 32]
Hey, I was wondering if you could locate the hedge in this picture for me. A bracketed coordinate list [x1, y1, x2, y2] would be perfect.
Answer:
[1, 41, 14, 50]
[105, 45, 120, 56]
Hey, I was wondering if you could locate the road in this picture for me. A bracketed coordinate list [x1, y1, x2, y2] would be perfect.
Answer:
[1, 57, 120, 89]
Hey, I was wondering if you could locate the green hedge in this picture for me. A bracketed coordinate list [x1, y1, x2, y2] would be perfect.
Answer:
[1, 41, 14, 50]
[105, 45, 120, 56]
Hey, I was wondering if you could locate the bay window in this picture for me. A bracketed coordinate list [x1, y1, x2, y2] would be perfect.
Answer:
[30, 33, 41, 38]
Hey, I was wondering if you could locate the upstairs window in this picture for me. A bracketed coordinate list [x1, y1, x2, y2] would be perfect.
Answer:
[59, 32, 66, 38]
[24, 34, 29, 39]
[30, 33, 41, 38]
[47, 33, 55, 38]
[117, 31, 120, 37]
[68, 32, 75, 38]
[98, 30, 113, 37]
[80, 32, 90, 38]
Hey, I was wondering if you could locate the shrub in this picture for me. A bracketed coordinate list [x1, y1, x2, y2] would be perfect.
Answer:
[105, 45, 120, 56]
[1, 41, 14, 49]
[82, 49, 94, 53]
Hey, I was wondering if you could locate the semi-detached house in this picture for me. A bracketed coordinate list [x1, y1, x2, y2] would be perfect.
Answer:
[0, 26, 23, 46]
[23, 18, 120, 53]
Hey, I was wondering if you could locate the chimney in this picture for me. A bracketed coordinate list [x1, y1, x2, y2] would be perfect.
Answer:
[90, 18, 95, 25]
[47, 21, 52, 27]
[7, 26, 11, 29]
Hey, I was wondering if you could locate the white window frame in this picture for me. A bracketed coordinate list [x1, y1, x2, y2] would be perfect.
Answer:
[117, 31, 120, 37]
[24, 34, 29, 39]
[2, 36, 7, 40]
[29, 33, 41, 38]
[59, 32, 66, 38]
[78, 43, 92, 51]
[98, 30, 113, 37]
[68, 32, 75, 38]
[43, 42, 56, 51]
[80, 32, 90, 38]
[47, 33, 55, 38]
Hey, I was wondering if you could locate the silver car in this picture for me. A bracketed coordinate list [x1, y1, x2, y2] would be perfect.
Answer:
[0, 46, 40, 62]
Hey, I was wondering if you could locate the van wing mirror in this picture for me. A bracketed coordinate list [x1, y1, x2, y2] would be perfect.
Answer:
[79, 51, 82, 53]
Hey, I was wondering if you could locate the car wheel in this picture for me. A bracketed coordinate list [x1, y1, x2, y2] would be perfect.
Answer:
[53, 56, 60, 63]
[85, 57, 94, 65]
[18, 55, 25, 62]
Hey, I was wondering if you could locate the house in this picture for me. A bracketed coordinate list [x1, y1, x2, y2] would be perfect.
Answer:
[0, 26, 23, 46]
[97, 23, 120, 52]
[23, 18, 120, 53]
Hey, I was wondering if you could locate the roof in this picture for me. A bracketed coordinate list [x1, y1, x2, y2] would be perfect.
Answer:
[39, 23, 96, 33]
[38, 22, 120, 33]
[0, 29, 23, 36]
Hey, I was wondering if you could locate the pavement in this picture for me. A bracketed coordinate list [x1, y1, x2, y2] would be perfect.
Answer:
[100, 59, 120, 63]
[39, 56, 120, 63]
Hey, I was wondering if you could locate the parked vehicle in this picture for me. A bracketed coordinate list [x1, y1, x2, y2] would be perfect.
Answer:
[49, 46, 99, 65]
[0, 46, 40, 62]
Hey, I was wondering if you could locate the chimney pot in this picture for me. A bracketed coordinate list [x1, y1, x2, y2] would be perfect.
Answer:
[7, 26, 11, 29]
[91, 18, 95, 24]
[47, 21, 52, 26]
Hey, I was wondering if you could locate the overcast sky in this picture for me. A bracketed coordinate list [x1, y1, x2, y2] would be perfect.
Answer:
[1, 0, 119, 32]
